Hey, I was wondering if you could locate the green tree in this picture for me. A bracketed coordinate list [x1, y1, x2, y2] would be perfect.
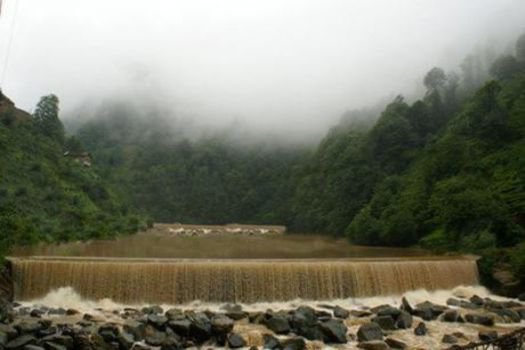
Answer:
[33, 94, 64, 143]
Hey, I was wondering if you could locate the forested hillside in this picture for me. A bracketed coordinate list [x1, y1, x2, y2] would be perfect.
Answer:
[0, 93, 147, 256]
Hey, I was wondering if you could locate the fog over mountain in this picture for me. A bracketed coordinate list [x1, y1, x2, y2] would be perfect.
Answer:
[1, 0, 525, 140]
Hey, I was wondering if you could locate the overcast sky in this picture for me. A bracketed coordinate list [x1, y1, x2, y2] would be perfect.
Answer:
[1, 0, 525, 139]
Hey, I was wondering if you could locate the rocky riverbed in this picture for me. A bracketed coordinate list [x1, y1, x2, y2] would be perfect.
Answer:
[0, 289, 524, 350]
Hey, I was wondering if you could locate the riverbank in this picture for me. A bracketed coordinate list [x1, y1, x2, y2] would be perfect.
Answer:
[1, 287, 524, 349]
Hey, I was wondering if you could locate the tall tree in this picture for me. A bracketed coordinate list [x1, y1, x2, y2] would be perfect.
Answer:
[33, 94, 64, 144]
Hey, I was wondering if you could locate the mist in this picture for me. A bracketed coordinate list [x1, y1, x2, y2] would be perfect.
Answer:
[1, 0, 525, 140]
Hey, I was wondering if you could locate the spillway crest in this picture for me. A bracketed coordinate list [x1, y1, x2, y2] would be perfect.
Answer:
[10, 258, 479, 303]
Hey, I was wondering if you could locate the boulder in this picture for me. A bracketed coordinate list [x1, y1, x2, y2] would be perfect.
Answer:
[400, 297, 413, 314]
[469, 295, 484, 306]
[188, 315, 212, 343]
[375, 306, 401, 318]
[413, 301, 447, 321]
[264, 315, 290, 334]
[395, 310, 412, 329]
[414, 322, 427, 336]
[465, 313, 495, 326]
[148, 314, 168, 329]
[123, 320, 146, 340]
[489, 308, 521, 323]
[165, 308, 183, 320]
[0, 324, 18, 340]
[357, 340, 390, 350]
[333, 306, 350, 319]
[319, 319, 347, 344]
[446, 298, 461, 307]
[117, 331, 135, 349]
[160, 336, 183, 350]
[227, 333, 246, 348]
[142, 305, 163, 315]
[351, 310, 372, 318]
[168, 319, 191, 337]
[15, 322, 42, 335]
[371, 316, 396, 331]
[441, 309, 464, 323]
[263, 334, 281, 349]
[282, 337, 306, 350]
[357, 323, 383, 342]
[211, 315, 234, 335]
[145, 331, 166, 347]
[442, 334, 458, 344]
[5, 334, 36, 349]
[518, 293, 525, 302]
[478, 330, 498, 342]
[385, 337, 407, 349]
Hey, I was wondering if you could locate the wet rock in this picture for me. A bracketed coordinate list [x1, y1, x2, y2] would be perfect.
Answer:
[168, 319, 191, 337]
[385, 337, 407, 349]
[15, 322, 42, 335]
[117, 331, 135, 349]
[165, 308, 183, 320]
[479, 330, 498, 342]
[263, 334, 281, 349]
[357, 323, 383, 342]
[249, 312, 265, 324]
[40, 335, 74, 349]
[333, 306, 350, 319]
[281, 337, 305, 350]
[148, 314, 168, 329]
[0, 332, 7, 347]
[518, 293, 525, 302]
[5, 334, 36, 349]
[371, 316, 396, 331]
[24, 345, 45, 350]
[470, 295, 484, 306]
[188, 313, 212, 343]
[227, 333, 246, 348]
[446, 298, 461, 306]
[29, 309, 44, 318]
[123, 320, 146, 339]
[413, 301, 447, 321]
[98, 323, 119, 342]
[319, 319, 347, 344]
[146, 331, 166, 347]
[44, 342, 68, 350]
[65, 309, 79, 316]
[211, 315, 234, 335]
[489, 308, 521, 323]
[357, 340, 389, 350]
[47, 308, 66, 316]
[376, 306, 401, 319]
[414, 322, 427, 336]
[160, 336, 183, 350]
[441, 309, 464, 323]
[400, 297, 413, 314]
[264, 315, 290, 334]
[142, 305, 163, 315]
[395, 310, 412, 329]
[442, 334, 458, 344]
[289, 306, 321, 340]
[226, 310, 248, 320]
[350, 309, 373, 318]
[465, 313, 495, 326]
[0, 324, 18, 340]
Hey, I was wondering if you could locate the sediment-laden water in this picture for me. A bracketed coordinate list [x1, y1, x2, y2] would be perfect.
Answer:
[10, 257, 479, 303]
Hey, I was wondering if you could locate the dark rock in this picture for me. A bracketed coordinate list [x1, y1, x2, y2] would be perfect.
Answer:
[123, 320, 146, 340]
[188, 314, 212, 343]
[65, 309, 79, 316]
[43, 342, 67, 350]
[350, 310, 372, 318]
[517, 308, 525, 320]
[142, 305, 163, 315]
[263, 334, 281, 349]
[288, 307, 321, 340]
[40, 335, 73, 349]
[395, 310, 412, 329]
[81, 314, 93, 321]
[442, 334, 458, 344]
[400, 297, 413, 314]
[29, 309, 44, 318]
[15, 323, 42, 336]
[441, 310, 464, 323]
[24, 346, 45, 350]
[479, 330, 498, 342]
[117, 332, 135, 349]
[211, 315, 234, 335]
[160, 336, 183, 350]
[145, 331, 166, 347]
[357, 341, 389, 350]
[376, 306, 401, 319]
[0, 325, 18, 340]
[414, 322, 427, 336]
[319, 319, 347, 344]
[148, 314, 168, 329]
[0, 332, 7, 347]
[220, 303, 243, 313]
[227, 333, 246, 348]
[281, 337, 305, 350]
[165, 308, 183, 320]
[470, 295, 484, 306]
[446, 298, 461, 307]
[385, 337, 407, 349]
[518, 293, 525, 302]
[414, 301, 447, 320]
[264, 315, 290, 334]
[5, 335, 36, 349]
[333, 306, 350, 319]
[489, 308, 521, 323]
[168, 319, 191, 337]
[460, 300, 480, 309]
[371, 316, 396, 331]
[226, 310, 248, 321]
[357, 323, 383, 342]
[465, 313, 495, 326]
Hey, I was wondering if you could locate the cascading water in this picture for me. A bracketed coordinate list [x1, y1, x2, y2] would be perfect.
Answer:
[9, 257, 479, 303]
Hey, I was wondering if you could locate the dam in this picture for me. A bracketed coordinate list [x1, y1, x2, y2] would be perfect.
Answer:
[8, 256, 479, 304]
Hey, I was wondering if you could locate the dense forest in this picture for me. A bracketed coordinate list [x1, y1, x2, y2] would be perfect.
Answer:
[1, 34, 524, 289]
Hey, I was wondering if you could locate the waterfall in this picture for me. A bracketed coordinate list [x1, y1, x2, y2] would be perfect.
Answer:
[10, 257, 479, 303]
